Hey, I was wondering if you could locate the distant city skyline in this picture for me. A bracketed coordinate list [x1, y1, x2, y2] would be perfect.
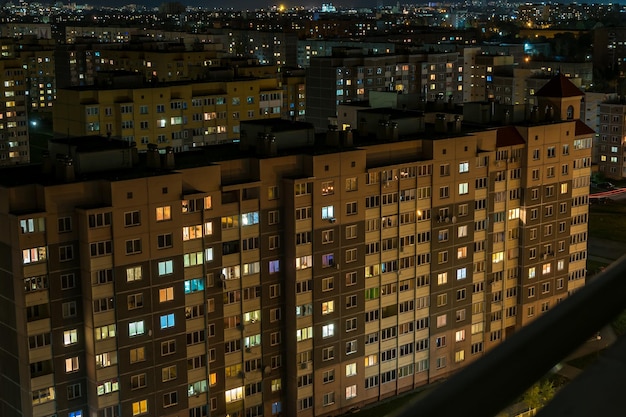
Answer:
[85, 0, 385, 10]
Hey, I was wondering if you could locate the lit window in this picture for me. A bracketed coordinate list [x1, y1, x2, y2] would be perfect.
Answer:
[159, 287, 174, 302]
[63, 329, 78, 346]
[322, 324, 335, 338]
[128, 321, 145, 337]
[65, 356, 79, 373]
[225, 386, 244, 403]
[132, 400, 148, 416]
[160, 314, 175, 329]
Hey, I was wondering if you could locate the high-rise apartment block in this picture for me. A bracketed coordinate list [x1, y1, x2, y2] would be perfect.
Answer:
[0, 75, 591, 417]
[0, 58, 30, 165]
[596, 99, 626, 179]
[306, 50, 461, 132]
[53, 74, 283, 152]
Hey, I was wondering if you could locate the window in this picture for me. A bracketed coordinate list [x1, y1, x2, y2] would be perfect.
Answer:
[65, 356, 79, 373]
[125, 266, 141, 282]
[323, 392, 335, 406]
[157, 233, 173, 249]
[156, 206, 171, 221]
[67, 383, 81, 400]
[346, 177, 357, 191]
[23, 246, 47, 264]
[162, 365, 177, 382]
[64, 329, 78, 346]
[268, 186, 279, 200]
[96, 351, 118, 369]
[61, 273, 76, 289]
[129, 321, 145, 337]
[322, 276, 334, 291]
[322, 301, 334, 315]
[322, 205, 335, 219]
[322, 324, 335, 338]
[458, 183, 469, 195]
[160, 313, 175, 329]
[131, 374, 147, 390]
[132, 400, 148, 416]
[93, 296, 115, 313]
[161, 339, 176, 356]
[58, 217, 72, 233]
[124, 211, 140, 227]
[322, 181, 334, 195]
[346, 201, 357, 215]
[159, 287, 174, 302]
[128, 293, 143, 310]
[225, 387, 244, 403]
[125, 239, 142, 255]
[158, 260, 173, 276]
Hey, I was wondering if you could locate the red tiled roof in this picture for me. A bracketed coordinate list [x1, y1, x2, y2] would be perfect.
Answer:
[575, 119, 595, 136]
[535, 73, 584, 98]
[496, 126, 526, 147]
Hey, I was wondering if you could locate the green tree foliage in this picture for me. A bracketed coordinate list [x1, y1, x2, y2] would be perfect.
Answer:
[523, 379, 555, 411]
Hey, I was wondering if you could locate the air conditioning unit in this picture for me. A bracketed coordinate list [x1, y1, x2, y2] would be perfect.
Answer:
[246, 347, 252, 353]
[329, 217, 336, 223]
[300, 362, 308, 370]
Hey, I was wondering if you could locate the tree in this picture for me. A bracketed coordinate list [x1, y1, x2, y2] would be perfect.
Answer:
[523, 383, 543, 410]
[523, 379, 556, 411]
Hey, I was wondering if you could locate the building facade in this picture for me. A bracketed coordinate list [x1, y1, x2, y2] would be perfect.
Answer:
[597, 100, 626, 179]
[0, 75, 591, 417]
[53, 76, 283, 152]
[0, 58, 29, 165]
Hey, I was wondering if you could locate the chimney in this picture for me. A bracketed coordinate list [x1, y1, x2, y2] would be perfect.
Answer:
[435, 113, 447, 133]
[163, 146, 175, 169]
[146, 143, 160, 169]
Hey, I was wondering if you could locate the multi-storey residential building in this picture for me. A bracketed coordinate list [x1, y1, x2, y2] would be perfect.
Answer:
[280, 68, 306, 121]
[0, 36, 56, 111]
[593, 26, 626, 78]
[306, 50, 461, 132]
[0, 58, 29, 165]
[94, 43, 222, 83]
[53, 73, 283, 152]
[296, 40, 395, 68]
[224, 29, 298, 67]
[597, 99, 626, 178]
[0, 75, 591, 417]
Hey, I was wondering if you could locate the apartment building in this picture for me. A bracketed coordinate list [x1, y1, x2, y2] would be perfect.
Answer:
[305, 50, 461, 132]
[596, 99, 626, 179]
[0, 58, 29, 165]
[53, 74, 283, 152]
[93, 44, 222, 83]
[0, 75, 591, 417]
